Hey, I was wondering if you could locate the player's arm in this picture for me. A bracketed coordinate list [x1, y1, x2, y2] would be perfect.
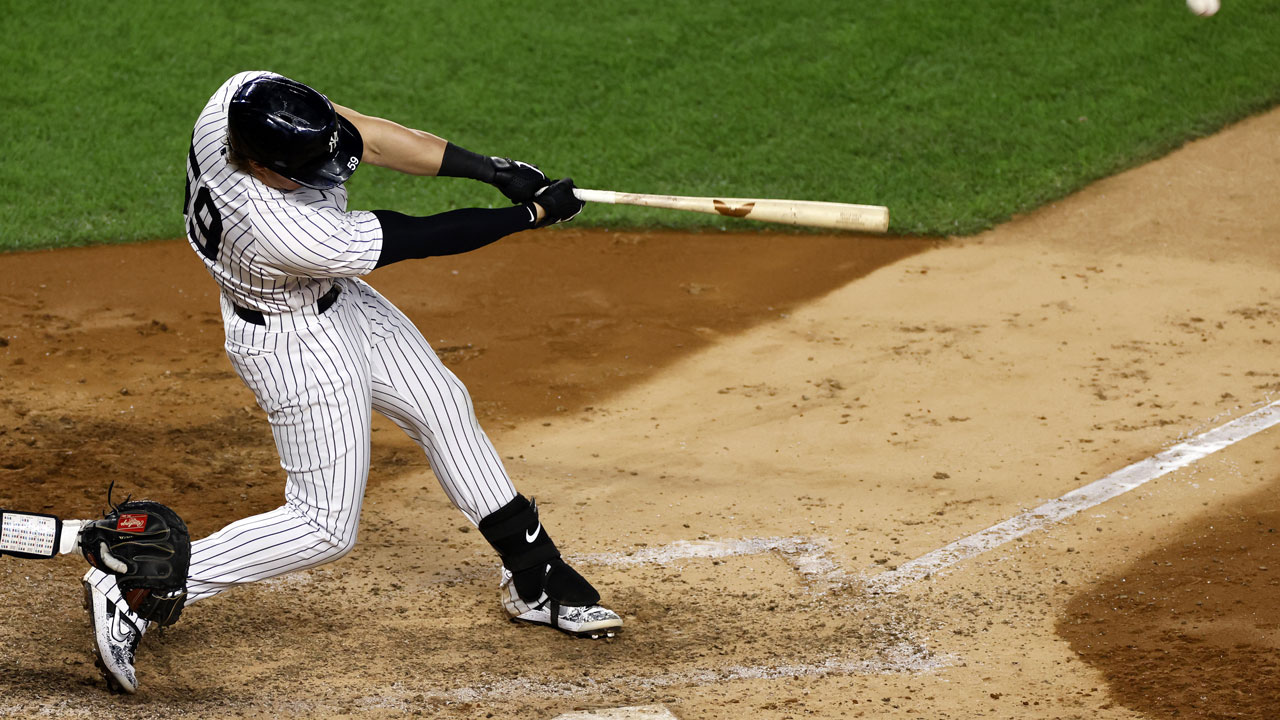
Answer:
[373, 178, 584, 268]
[333, 103, 548, 203]
[331, 103, 446, 174]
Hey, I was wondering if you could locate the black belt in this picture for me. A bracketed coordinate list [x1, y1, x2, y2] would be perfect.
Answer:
[234, 285, 341, 326]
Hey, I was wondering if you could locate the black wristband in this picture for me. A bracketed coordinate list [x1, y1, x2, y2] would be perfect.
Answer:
[372, 205, 537, 268]
[438, 142, 496, 182]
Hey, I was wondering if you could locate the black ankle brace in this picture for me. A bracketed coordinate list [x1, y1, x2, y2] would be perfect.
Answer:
[479, 495, 560, 600]
[478, 495, 601, 606]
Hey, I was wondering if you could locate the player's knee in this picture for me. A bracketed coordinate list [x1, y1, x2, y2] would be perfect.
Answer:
[309, 524, 359, 563]
[444, 380, 477, 419]
[317, 533, 358, 563]
[290, 509, 360, 564]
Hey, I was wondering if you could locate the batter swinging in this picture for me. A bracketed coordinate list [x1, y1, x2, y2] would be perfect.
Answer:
[81, 71, 621, 694]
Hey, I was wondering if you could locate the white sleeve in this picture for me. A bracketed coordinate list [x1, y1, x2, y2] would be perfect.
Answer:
[253, 205, 384, 278]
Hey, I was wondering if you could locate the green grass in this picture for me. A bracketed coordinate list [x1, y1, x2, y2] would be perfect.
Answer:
[2, 0, 1278, 249]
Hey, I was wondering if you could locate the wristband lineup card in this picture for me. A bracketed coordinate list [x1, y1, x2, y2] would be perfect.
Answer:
[0, 511, 60, 559]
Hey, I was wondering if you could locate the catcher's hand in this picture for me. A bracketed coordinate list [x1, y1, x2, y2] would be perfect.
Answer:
[490, 157, 548, 203]
[80, 498, 191, 626]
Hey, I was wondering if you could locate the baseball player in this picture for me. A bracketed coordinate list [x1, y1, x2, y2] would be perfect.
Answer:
[82, 71, 621, 694]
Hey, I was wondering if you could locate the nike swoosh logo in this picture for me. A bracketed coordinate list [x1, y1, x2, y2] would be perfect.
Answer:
[526, 523, 542, 543]
[109, 608, 135, 643]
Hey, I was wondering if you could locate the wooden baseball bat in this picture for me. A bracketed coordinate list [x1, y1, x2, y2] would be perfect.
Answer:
[571, 188, 889, 233]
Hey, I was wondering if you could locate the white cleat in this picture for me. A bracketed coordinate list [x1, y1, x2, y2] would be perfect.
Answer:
[500, 567, 623, 639]
[82, 579, 145, 694]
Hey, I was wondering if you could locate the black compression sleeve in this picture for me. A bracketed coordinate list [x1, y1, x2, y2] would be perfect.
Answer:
[372, 205, 537, 268]
[437, 142, 496, 182]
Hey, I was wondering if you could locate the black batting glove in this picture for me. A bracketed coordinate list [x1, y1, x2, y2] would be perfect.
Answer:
[532, 178, 585, 227]
[438, 144, 546, 203]
[491, 157, 548, 203]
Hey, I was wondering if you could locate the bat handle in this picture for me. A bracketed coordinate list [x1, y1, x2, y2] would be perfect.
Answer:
[572, 188, 616, 204]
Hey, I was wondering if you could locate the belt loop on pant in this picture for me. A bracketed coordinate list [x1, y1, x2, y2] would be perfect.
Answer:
[234, 284, 341, 326]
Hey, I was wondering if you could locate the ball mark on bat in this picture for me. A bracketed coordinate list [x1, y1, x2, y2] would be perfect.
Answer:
[713, 200, 755, 218]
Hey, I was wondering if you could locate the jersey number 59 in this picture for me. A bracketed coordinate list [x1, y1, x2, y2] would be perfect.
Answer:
[183, 140, 223, 261]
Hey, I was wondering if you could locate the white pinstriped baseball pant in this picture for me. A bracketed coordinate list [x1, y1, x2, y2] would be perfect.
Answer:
[87, 278, 518, 607]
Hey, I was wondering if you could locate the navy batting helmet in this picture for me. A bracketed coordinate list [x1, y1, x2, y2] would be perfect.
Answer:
[228, 75, 363, 190]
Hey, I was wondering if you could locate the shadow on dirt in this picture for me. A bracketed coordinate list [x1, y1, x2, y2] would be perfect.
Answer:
[1057, 480, 1280, 720]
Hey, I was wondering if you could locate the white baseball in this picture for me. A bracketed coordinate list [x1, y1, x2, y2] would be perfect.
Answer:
[1186, 0, 1220, 17]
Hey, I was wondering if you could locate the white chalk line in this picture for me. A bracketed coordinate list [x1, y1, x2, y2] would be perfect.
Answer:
[551, 705, 678, 720]
[572, 536, 850, 590]
[867, 399, 1280, 594]
[574, 536, 820, 566]
[438, 643, 942, 705]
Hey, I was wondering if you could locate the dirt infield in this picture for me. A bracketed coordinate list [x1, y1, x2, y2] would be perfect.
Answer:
[2, 107, 1278, 719]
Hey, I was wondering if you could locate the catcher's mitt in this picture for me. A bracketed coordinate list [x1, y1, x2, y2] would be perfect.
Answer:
[80, 495, 190, 627]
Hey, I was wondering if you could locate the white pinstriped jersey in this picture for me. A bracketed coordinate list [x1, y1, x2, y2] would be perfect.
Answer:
[84, 71, 521, 613]
[83, 72, 616, 652]
[183, 71, 383, 326]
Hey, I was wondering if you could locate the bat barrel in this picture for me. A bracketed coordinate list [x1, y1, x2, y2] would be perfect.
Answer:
[572, 188, 888, 233]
